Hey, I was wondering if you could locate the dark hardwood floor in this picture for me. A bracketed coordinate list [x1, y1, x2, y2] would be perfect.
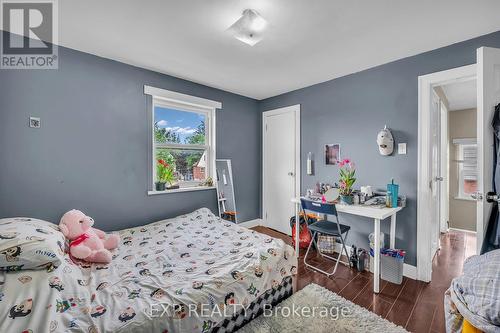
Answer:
[252, 226, 476, 333]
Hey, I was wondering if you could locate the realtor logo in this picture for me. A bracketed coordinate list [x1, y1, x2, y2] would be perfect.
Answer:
[1, 0, 58, 69]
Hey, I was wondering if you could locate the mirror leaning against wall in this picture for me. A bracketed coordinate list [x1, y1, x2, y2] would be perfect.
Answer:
[216, 159, 237, 223]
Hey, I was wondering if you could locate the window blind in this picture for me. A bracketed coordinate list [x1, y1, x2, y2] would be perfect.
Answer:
[462, 145, 477, 181]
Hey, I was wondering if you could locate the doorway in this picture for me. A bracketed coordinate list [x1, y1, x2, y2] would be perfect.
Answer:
[417, 47, 500, 282]
[435, 79, 478, 234]
[425, 75, 479, 263]
[262, 105, 300, 235]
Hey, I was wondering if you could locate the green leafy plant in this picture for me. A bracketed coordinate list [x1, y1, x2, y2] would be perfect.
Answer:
[156, 159, 176, 186]
[338, 159, 356, 196]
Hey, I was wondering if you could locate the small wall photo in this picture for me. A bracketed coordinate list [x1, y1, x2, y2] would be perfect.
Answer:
[325, 144, 341, 165]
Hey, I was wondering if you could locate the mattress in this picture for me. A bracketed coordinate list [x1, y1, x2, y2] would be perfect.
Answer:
[0, 208, 296, 333]
[214, 275, 293, 332]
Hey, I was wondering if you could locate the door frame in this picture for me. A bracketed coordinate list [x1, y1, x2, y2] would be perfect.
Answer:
[262, 104, 301, 232]
[417, 64, 476, 282]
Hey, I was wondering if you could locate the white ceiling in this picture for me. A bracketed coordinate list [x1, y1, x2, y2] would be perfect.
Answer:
[55, 0, 500, 100]
[441, 79, 477, 111]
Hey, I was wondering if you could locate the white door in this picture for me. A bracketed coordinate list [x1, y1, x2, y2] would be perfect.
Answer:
[476, 47, 500, 253]
[439, 100, 450, 233]
[430, 91, 442, 259]
[263, 105, 300, 235]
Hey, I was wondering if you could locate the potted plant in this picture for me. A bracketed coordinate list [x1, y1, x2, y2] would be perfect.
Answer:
[200, 176, 214, 187]
[156, 159, 177, 191]
[339, 158, 356, 205]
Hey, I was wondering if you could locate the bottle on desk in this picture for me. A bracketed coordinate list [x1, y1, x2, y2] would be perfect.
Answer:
[386, 191, 392, 208]
[353, 193, 360, 205]
[386, 179, 399, 208]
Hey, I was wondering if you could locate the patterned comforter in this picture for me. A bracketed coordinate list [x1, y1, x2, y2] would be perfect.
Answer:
[0, 208, 296, 333]
[444, 249, 500, 333]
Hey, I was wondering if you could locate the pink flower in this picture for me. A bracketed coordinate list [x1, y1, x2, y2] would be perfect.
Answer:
[339, 161, 345, 167]
[342, 158, 351, 164]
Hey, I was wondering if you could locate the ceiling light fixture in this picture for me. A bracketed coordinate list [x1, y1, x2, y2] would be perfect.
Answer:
[227, 9, 268, 46]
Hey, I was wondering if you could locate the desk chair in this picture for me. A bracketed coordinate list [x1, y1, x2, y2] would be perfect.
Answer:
[301, 198, 351, 276]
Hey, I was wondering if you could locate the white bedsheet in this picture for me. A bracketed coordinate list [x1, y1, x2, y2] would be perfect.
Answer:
[0, 208, 296, 333]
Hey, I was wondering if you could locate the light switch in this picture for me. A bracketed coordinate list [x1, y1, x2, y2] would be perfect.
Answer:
[29, 117, 41, 128]
[398, 143, 407, 155]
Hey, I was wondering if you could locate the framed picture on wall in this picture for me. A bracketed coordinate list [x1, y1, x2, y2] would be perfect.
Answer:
[325, 144, 341, 165]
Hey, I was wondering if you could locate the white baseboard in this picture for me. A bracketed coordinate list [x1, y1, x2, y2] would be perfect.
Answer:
[238, 218, 262, 229]
[403, 263, 417, 280]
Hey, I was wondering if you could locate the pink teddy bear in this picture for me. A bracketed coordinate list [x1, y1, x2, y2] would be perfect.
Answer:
[59, 209, 119, 264]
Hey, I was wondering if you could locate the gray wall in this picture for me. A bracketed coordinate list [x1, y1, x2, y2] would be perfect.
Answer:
[259, 30, 500, 266]
[0, 34, 260, 230]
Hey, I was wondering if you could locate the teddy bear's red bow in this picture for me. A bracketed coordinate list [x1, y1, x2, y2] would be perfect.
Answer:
[70, 233, 90, 247]
[68, 233, 90, 263]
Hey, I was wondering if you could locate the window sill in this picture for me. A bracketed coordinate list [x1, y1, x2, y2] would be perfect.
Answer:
[148, 186, 216, 196]
[453, 196, 475, 202]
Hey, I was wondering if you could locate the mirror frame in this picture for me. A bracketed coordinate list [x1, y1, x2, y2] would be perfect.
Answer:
[215, 159, 237, 223]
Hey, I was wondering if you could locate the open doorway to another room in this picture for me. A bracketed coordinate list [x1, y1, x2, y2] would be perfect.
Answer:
[434, 79, 478, 241]
[419, 48, 500, 282]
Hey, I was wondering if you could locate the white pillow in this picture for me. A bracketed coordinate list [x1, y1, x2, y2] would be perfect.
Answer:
[0, 217, 66, 271]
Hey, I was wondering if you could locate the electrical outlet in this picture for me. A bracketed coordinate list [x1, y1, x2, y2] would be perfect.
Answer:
[29, 117, 41, 128]
[398, 143, 407, 155]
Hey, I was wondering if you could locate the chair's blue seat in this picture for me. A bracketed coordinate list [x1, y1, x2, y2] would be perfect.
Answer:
[308, 220, 351, 236]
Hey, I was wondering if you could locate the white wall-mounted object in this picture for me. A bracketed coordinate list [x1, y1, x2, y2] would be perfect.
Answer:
[306, 152, 313, 175]
[29, 117, 41, 128]
[377, 125, 394, 155]
[398, 143, 407, 155]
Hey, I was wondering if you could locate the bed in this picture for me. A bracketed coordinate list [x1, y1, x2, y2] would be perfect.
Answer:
[444, 249, 500, 333]
[0, 208, 296, 333]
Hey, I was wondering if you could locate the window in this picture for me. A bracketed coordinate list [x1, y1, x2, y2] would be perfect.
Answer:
[144, 86, 220, 193]
[454, 139, 477, 200]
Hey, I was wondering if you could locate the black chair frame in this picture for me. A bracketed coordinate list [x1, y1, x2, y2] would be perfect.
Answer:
[301, 198, 351, 276]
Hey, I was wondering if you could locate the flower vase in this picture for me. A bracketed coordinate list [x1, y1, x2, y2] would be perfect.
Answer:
[340, 195, 354, 205]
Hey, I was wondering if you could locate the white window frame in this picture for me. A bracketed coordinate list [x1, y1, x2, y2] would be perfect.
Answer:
[144, 85, 221, 195]
[453, 138, 477, 201]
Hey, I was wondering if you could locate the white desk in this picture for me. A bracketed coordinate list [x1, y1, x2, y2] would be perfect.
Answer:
[291, 197, 403, 293]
